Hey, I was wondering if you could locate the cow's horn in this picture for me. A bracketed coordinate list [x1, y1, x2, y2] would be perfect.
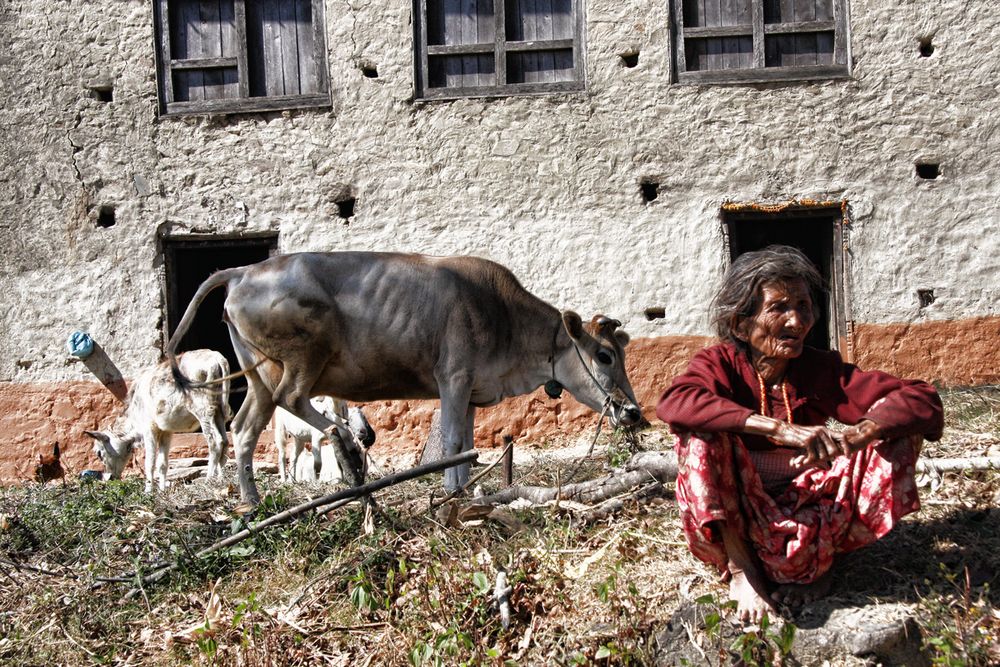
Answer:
[595, 316, 621, 332]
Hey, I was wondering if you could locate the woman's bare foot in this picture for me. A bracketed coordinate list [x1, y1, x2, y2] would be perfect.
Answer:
[770, 571, 832, 608]
[729, 567, 776, 624]
[714, 520, 777, 624]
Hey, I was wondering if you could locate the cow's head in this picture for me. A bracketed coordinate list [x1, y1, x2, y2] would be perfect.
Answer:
[84, 430, 139, 480]
[558, 312, 643, 427]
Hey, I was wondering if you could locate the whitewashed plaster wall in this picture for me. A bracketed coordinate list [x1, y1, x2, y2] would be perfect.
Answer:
[1, 0, 998, 386]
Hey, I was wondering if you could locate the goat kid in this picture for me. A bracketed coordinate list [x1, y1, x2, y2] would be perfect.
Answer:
[274, 397, 375, 483]
[85, 349, 232, 492]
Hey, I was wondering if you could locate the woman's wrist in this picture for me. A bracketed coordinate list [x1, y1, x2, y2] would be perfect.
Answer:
[743, 414, 784, 439]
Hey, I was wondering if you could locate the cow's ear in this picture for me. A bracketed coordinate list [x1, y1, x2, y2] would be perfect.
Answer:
[562, 311, 584, 341]
[614, 330, 631, 348]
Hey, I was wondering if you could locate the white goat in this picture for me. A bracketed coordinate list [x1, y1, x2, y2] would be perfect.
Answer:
[274, 397, 375, 483]
[85, 349, 232, 491]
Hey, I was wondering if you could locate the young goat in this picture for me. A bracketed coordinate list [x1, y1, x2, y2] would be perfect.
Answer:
[274, 397, 375, 483]
[85, 349, 232, 491]
[34, 442, 65, 485]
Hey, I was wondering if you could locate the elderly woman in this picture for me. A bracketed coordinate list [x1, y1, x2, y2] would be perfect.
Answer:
[656, 245, 943, 623]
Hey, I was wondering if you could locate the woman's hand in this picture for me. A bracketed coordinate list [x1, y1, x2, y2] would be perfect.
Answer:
[772, 423, 850, 466]
[839, 419, 882, 454]
[744, 415, 848, 466]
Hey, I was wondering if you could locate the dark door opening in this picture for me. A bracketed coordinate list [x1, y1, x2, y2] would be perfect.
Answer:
[723, 207, 847, 352]
[164, 236, 277, 416]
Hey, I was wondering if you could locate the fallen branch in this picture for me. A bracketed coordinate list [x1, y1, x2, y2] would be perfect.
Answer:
[580, 481, 667, 523]
[471, 450, 677, 507]
[493, 570, 513, 629]
[917, 456, 1000, 474]
[119, 450, 479, 595]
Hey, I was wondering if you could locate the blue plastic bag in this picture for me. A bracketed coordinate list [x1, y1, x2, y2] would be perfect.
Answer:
[67, 331, 95, 359]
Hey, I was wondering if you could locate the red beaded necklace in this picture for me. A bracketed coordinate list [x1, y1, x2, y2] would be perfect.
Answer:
[756, 371, 793, 426]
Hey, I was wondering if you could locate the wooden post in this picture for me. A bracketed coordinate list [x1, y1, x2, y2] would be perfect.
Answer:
[502, 435, 514, 487]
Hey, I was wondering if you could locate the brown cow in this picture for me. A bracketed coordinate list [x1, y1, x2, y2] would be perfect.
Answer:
[166, 252, 642, 505]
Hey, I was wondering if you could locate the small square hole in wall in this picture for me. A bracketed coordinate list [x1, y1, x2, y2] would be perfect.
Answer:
[90, 86, 113, 103]
[620, 52, 639, 68]
[336, 197, 356, 220]
[640, 180, 659, 203]
[361, 64, 378, 79]
[917, 289, 936, 308]
[918, 37, 935, 58]
[916, 163, 940, 180]
[96, 205, 116, 228]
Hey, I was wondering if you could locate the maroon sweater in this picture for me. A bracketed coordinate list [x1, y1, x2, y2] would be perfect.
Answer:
[656, 343, 944, 451]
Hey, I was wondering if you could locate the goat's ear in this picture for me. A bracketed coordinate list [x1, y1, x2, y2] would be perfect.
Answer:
[84, 430, 109, 443]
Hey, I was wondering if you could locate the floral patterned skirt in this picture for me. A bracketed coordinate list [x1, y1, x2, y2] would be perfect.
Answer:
[675, 432, 921, 585]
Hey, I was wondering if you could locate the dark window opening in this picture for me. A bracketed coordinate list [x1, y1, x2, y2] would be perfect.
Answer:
[414, 0, 584, 100]
[641, 181, 660, 203]
[97, 206, 116, 228]
[672, 0, 850, 85]
[916, 163, 940, 180]
[336, 197, 356, 220]
[917, 289, 936, 308]
[724, 207, 847, 352]
[164, 236, 277, 416]
[621, 52, 639, 68]
[644, 307, 666, 321]
[154, 0, 330, 117]
[919, 38, 934, 58]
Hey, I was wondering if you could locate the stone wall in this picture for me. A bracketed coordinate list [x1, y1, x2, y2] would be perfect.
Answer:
[1, 0, 998, 481]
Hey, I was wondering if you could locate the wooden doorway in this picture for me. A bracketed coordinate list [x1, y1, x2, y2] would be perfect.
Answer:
[163, 236, 277, 416]
[722, 204, 849, 353]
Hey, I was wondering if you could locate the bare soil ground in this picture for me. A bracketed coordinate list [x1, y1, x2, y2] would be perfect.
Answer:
[1, 388, 998, 666]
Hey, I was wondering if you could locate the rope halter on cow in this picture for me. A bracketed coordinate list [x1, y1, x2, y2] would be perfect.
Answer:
[545, 316, 623, 418]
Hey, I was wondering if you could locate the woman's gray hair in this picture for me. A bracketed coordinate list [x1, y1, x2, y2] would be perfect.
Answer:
[712, 245, 824, 347]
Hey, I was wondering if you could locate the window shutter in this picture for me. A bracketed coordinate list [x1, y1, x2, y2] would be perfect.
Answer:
[417, 0, 584, 100]
[673, 0, 849, 84]
[156, 0, 329, 116]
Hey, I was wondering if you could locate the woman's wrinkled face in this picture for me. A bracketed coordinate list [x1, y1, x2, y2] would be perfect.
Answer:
[739, 279, 815, 360]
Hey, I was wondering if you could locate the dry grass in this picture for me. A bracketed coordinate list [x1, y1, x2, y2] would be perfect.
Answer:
[1, 386, 998, 666]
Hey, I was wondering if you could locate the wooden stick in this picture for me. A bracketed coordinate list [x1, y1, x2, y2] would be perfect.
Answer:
[423, 440, 514, 515]
[502, 435, 514, 488]
[122, 450, 479, 594]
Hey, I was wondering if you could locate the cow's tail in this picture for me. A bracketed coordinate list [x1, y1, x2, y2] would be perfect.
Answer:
[167, 268, 243, 393]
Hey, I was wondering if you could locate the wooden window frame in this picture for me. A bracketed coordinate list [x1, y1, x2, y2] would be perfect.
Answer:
[413, 0, 586, 101]
[671, 0, 850, 85]
[154, 0, 330, 117]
